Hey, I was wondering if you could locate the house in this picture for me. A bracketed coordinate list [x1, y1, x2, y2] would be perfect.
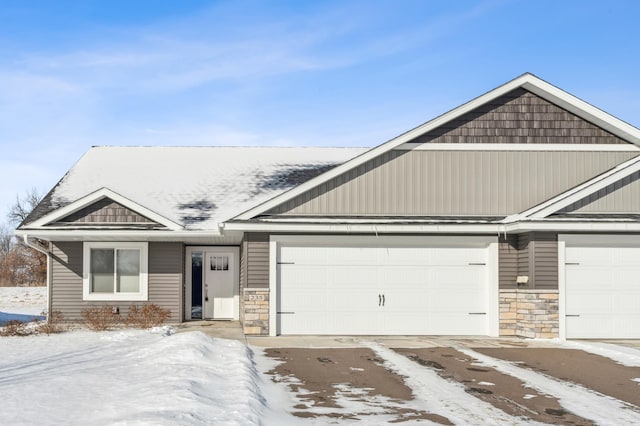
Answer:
[17, 73, 640, 339]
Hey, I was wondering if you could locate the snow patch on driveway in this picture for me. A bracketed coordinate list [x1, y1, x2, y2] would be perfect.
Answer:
[459, 347, 640, 425]
[558, 340, 640, 367]
[365, 343, 538, 425]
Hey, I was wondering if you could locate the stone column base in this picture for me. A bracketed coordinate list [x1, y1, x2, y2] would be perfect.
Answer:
[242, 289, 269, 335]
[499, 289, 559, 338]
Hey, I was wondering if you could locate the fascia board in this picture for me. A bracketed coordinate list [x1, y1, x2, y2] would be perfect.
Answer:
[14, 228, 226, 241]
[27, 187, 183, 231]
[510, 155, 640, 220]
[223, 221, 503, 233]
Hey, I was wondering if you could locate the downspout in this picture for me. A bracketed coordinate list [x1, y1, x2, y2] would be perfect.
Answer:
[22, 235, 51, 320]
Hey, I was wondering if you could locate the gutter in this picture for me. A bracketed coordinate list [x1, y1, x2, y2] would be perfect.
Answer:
[21, 234, 52, 321]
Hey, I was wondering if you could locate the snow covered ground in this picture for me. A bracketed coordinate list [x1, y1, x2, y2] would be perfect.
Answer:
[0, 286, 46, 325]
[2, 287, 640, 425]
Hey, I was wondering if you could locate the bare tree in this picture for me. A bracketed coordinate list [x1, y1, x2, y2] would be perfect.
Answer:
[0, 225, 13, 258]
[0, 189, 46, 286]
[8, 188, 42, 226]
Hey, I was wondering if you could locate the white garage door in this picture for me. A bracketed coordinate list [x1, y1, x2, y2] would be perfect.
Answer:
[565, 244, 640, 339]
[277, 241, 490, 335]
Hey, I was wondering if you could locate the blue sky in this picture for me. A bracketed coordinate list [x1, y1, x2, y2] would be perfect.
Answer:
[1, 0, 639, 220]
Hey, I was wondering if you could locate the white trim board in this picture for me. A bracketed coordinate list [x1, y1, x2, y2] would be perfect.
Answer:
[397, 143, 640, 151]
[233, 73, 640, 221]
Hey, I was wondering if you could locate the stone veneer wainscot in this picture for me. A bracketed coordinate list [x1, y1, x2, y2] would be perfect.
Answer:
[499, 289, 559, 338]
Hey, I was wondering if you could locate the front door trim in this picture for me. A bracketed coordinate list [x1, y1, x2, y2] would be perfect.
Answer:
[185, 246, 240, 321]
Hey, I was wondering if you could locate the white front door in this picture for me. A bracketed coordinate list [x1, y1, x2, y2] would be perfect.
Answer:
[185, 246, 239, 321]
[204, 251, 235, 319]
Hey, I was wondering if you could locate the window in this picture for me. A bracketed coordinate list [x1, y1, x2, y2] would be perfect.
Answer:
[83, 242, 148, 301]
[210, 255, 229, 271]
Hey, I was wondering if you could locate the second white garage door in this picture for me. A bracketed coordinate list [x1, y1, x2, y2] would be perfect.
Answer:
[564, 238, 640, 339]
[276, 240, 491, 335]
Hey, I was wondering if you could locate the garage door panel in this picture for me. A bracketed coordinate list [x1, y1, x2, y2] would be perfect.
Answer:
[566, 247, 613, 265]
[613, 270, 640, 287]
[327, 247, 379, 265]
[278, 243, 489, 335]
[565, 244, 640, 339]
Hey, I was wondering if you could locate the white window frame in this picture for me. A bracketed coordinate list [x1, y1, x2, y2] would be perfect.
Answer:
[83, 242, 149, 301]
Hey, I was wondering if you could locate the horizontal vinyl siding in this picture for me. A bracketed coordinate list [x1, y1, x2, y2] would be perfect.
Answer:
[517, 233, 530, 279]
[531, 233, 558, 290]
[246, 233, 269, 288]
[148, 242, 182, 323]
[51, 242, 84, 321]
[268, 151, 636, 216]
[498, 235, 518, 289]
[563, 170, 640, 213]
[51, 241, 182, 323]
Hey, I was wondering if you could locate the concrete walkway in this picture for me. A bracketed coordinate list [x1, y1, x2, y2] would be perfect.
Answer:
[173, 323, 640, 350]
[175, 320, 246, 343]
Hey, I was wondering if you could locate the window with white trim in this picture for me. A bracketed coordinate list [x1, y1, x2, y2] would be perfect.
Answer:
[83, 242, 148, 301]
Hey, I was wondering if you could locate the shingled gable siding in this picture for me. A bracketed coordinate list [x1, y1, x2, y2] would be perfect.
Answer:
[54, 198, 155, 224]
[413, 88, 628, 145]
[50, 242, 182, 323]
[266, 150, 637, 216]
[241, 233, 270, 335]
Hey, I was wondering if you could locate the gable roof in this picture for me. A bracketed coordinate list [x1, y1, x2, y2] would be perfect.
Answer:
[233, 73, 640, 221]
[20, 146, 366, 231]
[26, 188, 182, 230]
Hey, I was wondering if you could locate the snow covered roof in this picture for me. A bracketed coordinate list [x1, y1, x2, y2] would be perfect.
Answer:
[24, 146, 367, 230]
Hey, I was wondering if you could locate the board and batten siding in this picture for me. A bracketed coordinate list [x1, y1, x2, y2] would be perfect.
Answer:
[560, 169, 640, 214]
[50, 241, 183, 322]
[242, 233, 269, 289]
[267, 150, 636, 217]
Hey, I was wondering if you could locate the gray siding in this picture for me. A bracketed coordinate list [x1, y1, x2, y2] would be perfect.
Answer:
[510, 233, 558, 290]
[561, 170, 640, 213]
[55, 198, 155, 224]
[148, 242, 183, 323]
[50, 241, 182, 323]
[267, 150, 636, 216]
[413, 88, 628, 144]
[529, 233, 558, 290]
[498, 235, 518, 289]
[244, 233, 269, 288]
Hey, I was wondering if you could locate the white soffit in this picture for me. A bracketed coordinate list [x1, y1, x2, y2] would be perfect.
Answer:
[234, 73, 640, 220]
[26, 187, 183, 230]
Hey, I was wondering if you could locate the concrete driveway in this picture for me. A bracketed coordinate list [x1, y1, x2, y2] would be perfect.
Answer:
[251, 336, 640, 425]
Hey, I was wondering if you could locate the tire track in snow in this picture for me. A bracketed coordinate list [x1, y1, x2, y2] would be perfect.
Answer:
[365, 343, 540, 425]
[458, 347, 640, 425]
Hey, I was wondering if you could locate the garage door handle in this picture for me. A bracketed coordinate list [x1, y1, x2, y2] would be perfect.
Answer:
[278, 311, 295, 315]
[378, 294, 382, 306]
[468, 263, 486, 265]
[382, 294, 385, 306]
[468, 312, 486, 315]
[566, 314, 580, 317]
[277, 261, 295, 265]
[565, 262, 580, 265]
